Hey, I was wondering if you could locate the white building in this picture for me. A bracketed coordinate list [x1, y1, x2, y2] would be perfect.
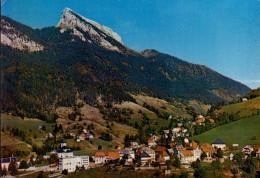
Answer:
[59, 156, 89, 172]
[56, 140, 89, 172]
[140, 147, 155, 161]
[212, 137, 226, 150]
[119, 148, 135, 160]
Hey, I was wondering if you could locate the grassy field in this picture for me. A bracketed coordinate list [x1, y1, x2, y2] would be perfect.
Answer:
[216, 97, 260, 118]
[1, 133, 32, 152]
[192, 115, 260, 147]
[1, 113, 52, 132]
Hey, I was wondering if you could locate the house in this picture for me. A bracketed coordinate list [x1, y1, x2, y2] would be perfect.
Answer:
[86, 133, 94, 139]
[229, 153, 234, 160]
[232, 144, 239, 149]
[93, 152, 107, 164]
[106, 152, 120, 162]
[177, 123, 183, 127]
[242, 98, 248, 102]
[184, 138, 189, 144]
[46, 133, 54, 138]
[187, 140, 202, 161]
[38, 125, 42, 130]
[200, 143, 215, 159]
[150, 135, 160, 142]
[26, 152, 38, 163]
[175, 143, 184, 151]
[168, 142, 175, 148]
[161, 150, 170, 161]
[172, 127, 182, 133]
[1, 157, 20, 170]
[119, 148, 135, 160]
[70, 131, 76, 138]
[83, 129, 87, 133]
[212, 137, 226, 150]
[243, 145, 253, 155]
[178, 150, 196, 164]
[140, 147, 156, 161]
[130, 142, 139, 148]
[78, 133, 87, 141]
[140, 152, 152, 165]
[156, 156, 166, 165]
[256, 149, 260, 158]
[167, 148, 174, 156]
[148, 139, 157, 147]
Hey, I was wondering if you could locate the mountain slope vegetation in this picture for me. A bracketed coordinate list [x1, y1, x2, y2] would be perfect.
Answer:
[1, 9, 250, 122]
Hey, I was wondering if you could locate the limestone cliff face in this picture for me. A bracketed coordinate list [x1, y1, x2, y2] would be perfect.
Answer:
[1, 18, 44, 52]
[56, 8, 123, 52]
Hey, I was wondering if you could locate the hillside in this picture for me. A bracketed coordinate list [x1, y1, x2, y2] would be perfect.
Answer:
[1, 8, 251, 123]
[215, 97, 260, 118]
[192, 115, 260, 147]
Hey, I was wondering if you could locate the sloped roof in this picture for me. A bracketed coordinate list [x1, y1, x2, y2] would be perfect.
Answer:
[94, 152, 106, 157]
[187, 140, 198, 150]
[212, 137, 226, 144]
[155, 146, 166, 152]
[107, 152, 120, 159]
[182, 150, 194, 157]
[140, 152, 151, 158]
[200, 143, 215, 153]
[156, 156, 165, 163]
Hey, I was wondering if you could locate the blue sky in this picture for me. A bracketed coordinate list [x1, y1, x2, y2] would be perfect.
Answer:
[2, 0, 260, 89]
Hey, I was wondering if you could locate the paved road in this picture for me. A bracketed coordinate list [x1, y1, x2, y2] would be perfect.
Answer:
[15, 166, 50, 177]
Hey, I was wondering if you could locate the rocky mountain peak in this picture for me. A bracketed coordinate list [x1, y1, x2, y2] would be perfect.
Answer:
[56, 8, 123, 52]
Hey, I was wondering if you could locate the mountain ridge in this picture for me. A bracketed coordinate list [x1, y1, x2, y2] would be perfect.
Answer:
[1, 8, 251, 121]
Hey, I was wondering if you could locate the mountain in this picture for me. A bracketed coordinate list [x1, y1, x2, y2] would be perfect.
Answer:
[1, 8, 251, 121]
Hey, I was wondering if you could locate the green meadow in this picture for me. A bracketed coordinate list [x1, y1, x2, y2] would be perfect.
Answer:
[192, 115, 260, 147]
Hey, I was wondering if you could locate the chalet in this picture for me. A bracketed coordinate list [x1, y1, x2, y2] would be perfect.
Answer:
[232, 144, 239, 149]
[256, 149, 260, 158]
[130, 141, 139, 148]
[26, 152, 38, 163]
[242, 98, 248, 102]
[156, 155, 166, 165]
[86, 133, 94, 139]
[70, 131, 76, 138]
[184, 138, 189, 144]
[150, 135, 160, 142]
[168, 142, 175, 148]
[212, 137, 226, 150]
[119, 148, 135, 160]
[178, 150, 195, 164]
[148, 139, 157, 147]
[93, 152, 107, 164]
[177, 123, 183, 127]
[187, 140, 202, 161]
[78, 133, 87, 141]
[140, 152, 152, 165]
[106, 152, 120, 162]
[46, 133, 54, 138]
[229, 153, 234, 160]
[243, 145, 253, 155]
[200, 143, 215, 159]
[140, 147, 155, 161]
[167, 148, 174, 155]
[175, 143, 184, 151]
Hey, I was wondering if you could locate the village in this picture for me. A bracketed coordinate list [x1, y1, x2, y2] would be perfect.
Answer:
[1, 114, 260, 177]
